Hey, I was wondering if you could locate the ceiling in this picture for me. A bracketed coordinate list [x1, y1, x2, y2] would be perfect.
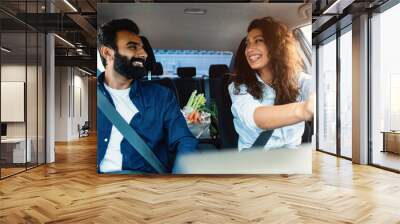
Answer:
[0, 0, 97, 71]
[98, 3, 311, 52]
[0, 31, 46, 64]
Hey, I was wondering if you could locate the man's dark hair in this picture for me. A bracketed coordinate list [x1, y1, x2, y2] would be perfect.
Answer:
[97, 18, 140, 66]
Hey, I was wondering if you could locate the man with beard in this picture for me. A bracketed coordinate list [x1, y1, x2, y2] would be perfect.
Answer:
[97, 19, 198, 173]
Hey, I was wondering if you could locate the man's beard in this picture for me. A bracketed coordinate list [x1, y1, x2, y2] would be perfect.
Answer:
[113, 52, 148, 80]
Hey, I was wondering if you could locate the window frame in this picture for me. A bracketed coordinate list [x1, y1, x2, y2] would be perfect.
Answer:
[314, 23, 353, 160]
[368, 0, 400, 173]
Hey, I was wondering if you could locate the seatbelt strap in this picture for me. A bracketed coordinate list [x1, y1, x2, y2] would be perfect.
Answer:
[97, 88, 167, 174]
[252, 130, 273, 148]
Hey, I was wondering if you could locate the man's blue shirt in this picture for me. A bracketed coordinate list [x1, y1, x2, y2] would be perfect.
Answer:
[97, 72, 198, 173]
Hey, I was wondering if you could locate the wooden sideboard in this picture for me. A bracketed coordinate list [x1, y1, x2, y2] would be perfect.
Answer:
[382, 131, 400, 154]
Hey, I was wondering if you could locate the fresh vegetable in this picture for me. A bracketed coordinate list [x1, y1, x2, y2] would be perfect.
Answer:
[184, 90, 208, 124]
[182, 90, 215, 138]
[185, 90, 206, 112]
[187, 111, 201, 124]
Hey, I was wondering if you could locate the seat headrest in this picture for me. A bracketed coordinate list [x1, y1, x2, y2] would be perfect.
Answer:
[140, 36, 156, 72]
[209, 64, 229, 79]
[151, 62, 163, 76]
[177, 67, 196, 78]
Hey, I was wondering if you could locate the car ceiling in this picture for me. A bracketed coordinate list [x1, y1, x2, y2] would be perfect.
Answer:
[98, 3, 311, 53]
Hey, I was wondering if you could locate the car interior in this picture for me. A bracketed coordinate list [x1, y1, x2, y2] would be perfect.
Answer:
[97, 3, 313, 151]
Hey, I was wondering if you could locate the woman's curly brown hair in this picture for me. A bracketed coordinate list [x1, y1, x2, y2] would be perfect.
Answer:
[232, 17, 304, 105]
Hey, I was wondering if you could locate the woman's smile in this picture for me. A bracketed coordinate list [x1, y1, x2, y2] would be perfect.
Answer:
[245, 28, 269, 70]
[247, 51, 263, 64]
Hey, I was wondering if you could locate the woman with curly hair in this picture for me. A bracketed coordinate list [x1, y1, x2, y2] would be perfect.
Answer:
[229, 17, 314, 151]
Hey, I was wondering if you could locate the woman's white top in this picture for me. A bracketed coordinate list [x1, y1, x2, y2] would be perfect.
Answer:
[228, 72, 312, 151]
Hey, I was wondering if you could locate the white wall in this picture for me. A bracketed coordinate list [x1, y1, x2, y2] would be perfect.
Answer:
[1, 64, 41, 137]
[71, 71, 89, 139]
[1, 63, 46, 164]
[55, 66, 68, 141]
[54, 67, 89, 141]
[1, 65, 26, 140]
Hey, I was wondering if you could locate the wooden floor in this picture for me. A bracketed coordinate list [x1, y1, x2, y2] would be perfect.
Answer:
[1, 167, 26, 178]
[1, 135, 400, 224]
[1, 163, 44, 178]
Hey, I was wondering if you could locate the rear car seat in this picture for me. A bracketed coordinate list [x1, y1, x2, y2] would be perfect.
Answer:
[174, 67, 204, 108]
[142, 62, 180, 106]
[209, 64, 238, 149]
[139, 37, 181, 104]
[140, 36, 156, 73]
